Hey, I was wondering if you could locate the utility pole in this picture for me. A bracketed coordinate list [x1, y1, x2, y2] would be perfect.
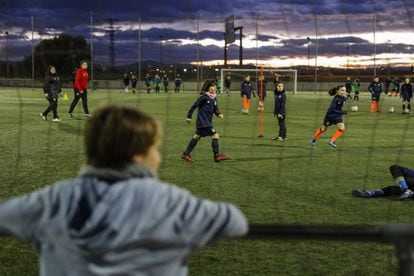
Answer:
[5, 31, 9, 78]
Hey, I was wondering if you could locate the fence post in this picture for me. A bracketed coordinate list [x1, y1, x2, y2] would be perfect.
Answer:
[395, 241, 414, 276]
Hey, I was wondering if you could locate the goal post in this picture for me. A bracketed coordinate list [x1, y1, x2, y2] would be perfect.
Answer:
[220, 68, 298, 95]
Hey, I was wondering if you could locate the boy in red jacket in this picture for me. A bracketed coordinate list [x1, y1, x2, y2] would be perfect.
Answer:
[68, 60, 91, 118]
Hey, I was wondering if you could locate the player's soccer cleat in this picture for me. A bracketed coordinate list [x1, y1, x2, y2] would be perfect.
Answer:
[85, 114, 92, 118]
[52, 117, 61, 122]
[67, 113, 73, 118]
[272, 136, 284, 141]
[214, 154, 231, 162]
[181, 154, 193, 162]
[310, 138, 316, 146]
[328, 141, 337, 148]
[352, 189, 372, 198]
[40, 113, 47, 120]
[399, 189, 414, 200]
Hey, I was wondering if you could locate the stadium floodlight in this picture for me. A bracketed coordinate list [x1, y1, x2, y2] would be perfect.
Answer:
[225, 15, 235, 44]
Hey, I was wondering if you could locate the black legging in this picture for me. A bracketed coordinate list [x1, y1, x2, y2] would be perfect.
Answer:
[68, 88, 89, 114]
[43, 98, 58, 118]
[277, 116, 287, 138]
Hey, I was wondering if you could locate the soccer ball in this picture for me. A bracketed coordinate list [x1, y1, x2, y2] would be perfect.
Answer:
[351, 106, 359, 112]
[389, 107, 395, 113]
[404, 108, 410, 114]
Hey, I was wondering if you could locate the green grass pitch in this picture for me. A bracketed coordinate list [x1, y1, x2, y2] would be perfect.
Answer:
[1, 88, 414, 275]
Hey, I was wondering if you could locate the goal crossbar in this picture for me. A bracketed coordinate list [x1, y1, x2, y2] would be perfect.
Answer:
[220, 68, 297, 94]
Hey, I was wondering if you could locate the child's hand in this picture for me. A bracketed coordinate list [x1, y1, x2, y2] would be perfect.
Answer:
[186, 118, 192, 124]
[218, 114, 224, 119]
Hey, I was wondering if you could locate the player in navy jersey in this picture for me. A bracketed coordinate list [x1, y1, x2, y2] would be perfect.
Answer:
[240, 74, 255, 114]
[352, 164, 414, 200]
[181, 80, 230, 162]
[272, 82, 287, 141]
[311, 85, 347, 148]
[400, 77, 413, 113]
[368, 75, 382, 112]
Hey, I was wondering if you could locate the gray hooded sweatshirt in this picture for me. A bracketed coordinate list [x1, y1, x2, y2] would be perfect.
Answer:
[0, 163, 248, 275]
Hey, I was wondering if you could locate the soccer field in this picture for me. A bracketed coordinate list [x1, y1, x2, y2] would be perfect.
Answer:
[1, 88, 414, 275]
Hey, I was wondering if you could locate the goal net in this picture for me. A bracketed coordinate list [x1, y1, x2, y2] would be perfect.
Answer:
[220, 68, 297, 95]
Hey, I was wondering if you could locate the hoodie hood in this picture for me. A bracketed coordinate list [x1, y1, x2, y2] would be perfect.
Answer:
[64, 163, 156, 250]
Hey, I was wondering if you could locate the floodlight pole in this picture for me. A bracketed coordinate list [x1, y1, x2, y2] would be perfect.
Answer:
[307, 37, 310, 71]
[5, 31, 9, 78]
[235, 26, 243, 66]
[224, 33, 228, 66]
[138, 14, 142, 92]
[373, 14, 377, 76]
[90, 12, 94, 90]
[31, 16, 34, 90]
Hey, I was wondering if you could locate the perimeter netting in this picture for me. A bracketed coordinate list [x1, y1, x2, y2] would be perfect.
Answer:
[1, 2, 414, 275]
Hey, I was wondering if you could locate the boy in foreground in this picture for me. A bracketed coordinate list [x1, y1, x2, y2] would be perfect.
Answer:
[0, 104, 247, 275]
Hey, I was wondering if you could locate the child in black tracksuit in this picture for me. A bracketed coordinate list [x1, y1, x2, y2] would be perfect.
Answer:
[181, 80, 230, 162]
[41, 65, 62, 121]
[272, 82, 287, 141]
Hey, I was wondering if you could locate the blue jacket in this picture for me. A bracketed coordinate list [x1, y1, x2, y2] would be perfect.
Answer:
[368, 81, 382, 94]
[187, 94, 221, 129]
[274, 91, 286, 115]
[326, 95, 346, 117]
[241, 81, 254, 99]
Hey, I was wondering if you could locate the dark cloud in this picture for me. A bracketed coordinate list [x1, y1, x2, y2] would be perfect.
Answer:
[0, 0, 413, 66]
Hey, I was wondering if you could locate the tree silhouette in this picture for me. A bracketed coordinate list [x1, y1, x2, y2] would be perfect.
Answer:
[24, 34, 90, 82]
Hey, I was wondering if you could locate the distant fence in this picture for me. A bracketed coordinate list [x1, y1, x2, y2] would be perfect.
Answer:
[0, 78, 373, 93]
[247, 223, 414, 276]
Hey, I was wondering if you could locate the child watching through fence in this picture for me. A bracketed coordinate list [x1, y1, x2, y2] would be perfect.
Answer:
[0, 104, 247, 275]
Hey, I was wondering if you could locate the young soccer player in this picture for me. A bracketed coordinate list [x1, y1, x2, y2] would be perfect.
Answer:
[311, 85, 347, 148]
[130, 72, 138, 94]
[368, 75, 382, 112]
[352, 79, 360, 101]
[352, 164, 414, 200]
[215, 77, 221, 94]
[122, 72, 130, 93]
[182, 80, 230, 162]
[272, 82, 287, 141]
[41, 65, 62, 122]
[162, 74, 169, 93]
[400, 77, 413, 113]
[154, 74, 161, 94]
[389, 77, 400, 97]
[240, 74, 255, 114]
[0, 104, 248, 275]
[68, 60, 91, 118]
[144, 73, 152, 93]
[224, 75, 231, 95]
[174, 74, 182, 93]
